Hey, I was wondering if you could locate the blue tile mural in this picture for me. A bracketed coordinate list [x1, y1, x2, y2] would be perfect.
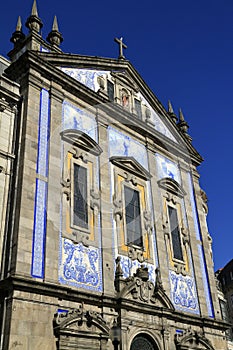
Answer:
[37, 89, 50, 178]
[156, 153, 180, 183]
[187, 172, 214, 318]
[32, 89, 50, 278]
[32, 179, 47, 278]
[62, 102, 97, 141]
[59, 239, 103, 292]
[59, 101, 102, 292]
[61, 68, 109, 92]
[108, 126, 148, 170]
[139, 93, 177, 142]
[119, 255, 155, 284]
[169, 270, 199, 315]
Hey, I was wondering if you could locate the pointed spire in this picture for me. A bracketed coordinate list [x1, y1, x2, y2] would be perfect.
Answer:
[10, 16, 25, 45]
[16, 16, 22, 31]
[31, 0, 38, 16]
[52, 15, 59, 31]
[168, 100, 174, 114]
[25, 0, 43, 33]
[168, 100, 178, 123]
[179, 108, 185, 122]
[178, 108, 192, 142]
[46, 15, 63, 47]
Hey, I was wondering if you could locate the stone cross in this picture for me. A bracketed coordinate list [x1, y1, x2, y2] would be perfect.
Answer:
[114, 37, 127, 59]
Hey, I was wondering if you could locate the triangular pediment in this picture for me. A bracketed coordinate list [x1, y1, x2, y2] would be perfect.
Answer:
[34, 52, 203, 165]
[60, 129, 102, 156]
[110, 156, 151, 180]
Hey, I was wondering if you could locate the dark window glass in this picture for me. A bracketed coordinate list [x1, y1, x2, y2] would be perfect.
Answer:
[168, 206, 183, 261]
[134, 99, 142, 119]
[124, 186, 142, 247]
[73, 164, 88, 228]
[107, 80, 114, 101]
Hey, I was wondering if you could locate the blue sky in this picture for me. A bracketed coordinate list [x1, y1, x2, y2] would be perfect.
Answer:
[1, 0, 232, 270]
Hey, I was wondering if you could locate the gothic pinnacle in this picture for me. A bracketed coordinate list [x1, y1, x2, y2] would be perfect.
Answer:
[46, 15, 63, 47]
[25, 0, 43, 33]
[179, 108, 185, 122]
[31, 0, 38, 16]
[168, 100, 178, 123]
[16, 16, 22, 31]
[52, 15, 59, 31]
[178, 108, 192, 142]
[10, 16, 25, 45]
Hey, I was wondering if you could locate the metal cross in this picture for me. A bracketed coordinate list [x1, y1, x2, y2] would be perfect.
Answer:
[114, 37, 127, 59]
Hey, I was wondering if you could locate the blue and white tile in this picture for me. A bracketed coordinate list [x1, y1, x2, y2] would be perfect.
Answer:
[139, 93, 177, 142]
[61, 68, 110, 92]
[59, 238, 103, 292]
[37, 89, 50, 178]
[169, 270, 199, 314]
[63, 102, 97, 141]
[31, 179, 47, 278]
[108, 127, 148, 170]
[118, 255, 155, 284]
[156, 153, 180, 183]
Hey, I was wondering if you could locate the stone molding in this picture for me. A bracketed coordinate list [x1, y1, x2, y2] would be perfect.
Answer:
[174, 328, 214, 350]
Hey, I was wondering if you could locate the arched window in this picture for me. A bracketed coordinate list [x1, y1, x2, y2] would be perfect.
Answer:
[130, 334, 158, 350]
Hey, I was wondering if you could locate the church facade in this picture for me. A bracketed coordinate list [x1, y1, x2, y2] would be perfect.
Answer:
[0, 1, 229, 349]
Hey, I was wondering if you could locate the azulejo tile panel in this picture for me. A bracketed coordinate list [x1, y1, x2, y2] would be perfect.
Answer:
[31, 178, 47, 278]
[37, 89, 50, 178]
[169, 270, 199, 315]
[139, 93, 177, 143]
[156, 153, 180, 183]
[59, 238, 103, 292]
[61, 68, 109, 92]
[63, 102, 97, 141]
[32, 89, 50, 279]
[108, 127, 148, 170]
[119, 255, 155, 284]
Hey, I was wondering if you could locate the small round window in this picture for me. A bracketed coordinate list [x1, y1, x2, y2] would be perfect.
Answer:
[130, 334, 157, 350]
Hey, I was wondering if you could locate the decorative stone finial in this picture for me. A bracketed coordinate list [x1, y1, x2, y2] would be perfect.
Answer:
[46, 15, 63, 47]
[25, 0, 43, 33]
[10, 16, 25, 45]
[168, 100, 178, 123]
[178, 108, 192, 142]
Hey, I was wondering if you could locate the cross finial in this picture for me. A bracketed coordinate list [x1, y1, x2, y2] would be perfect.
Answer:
[114, 37, 127, 59]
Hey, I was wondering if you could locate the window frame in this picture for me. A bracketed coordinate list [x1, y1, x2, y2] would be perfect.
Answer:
[110, 156, 152, 261]
[167, 204, 184, 262]
[122, 183, 143, 249]
[134, 98, 142, 119]
[107, 79, 115, 102]
[70, 157, 91, 234]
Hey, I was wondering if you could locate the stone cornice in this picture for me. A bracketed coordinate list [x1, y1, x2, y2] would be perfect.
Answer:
[0, 275, 229, 332]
